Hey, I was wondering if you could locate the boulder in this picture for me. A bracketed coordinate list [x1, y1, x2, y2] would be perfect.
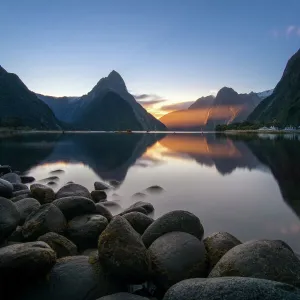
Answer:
[120, 206, 148, 215]
[209, 239, 300, 287]
[67, 214, 108, 250]
[132, 192, 147, 199]
[22, 204, 66, 241]
[94, 181, 110, 191]
[15, 198, 41, 225]
[0, 197, 20, 243]
[95, 203, 113, 221]
[0, 178, 13, 198]
[10, 192, 32, 202]
[0, 241, 56, 295]
[97, 293, 150, 300]
[163, 277, 300, 300]
[49, 169, 64, 174]
[11, 189, 31, 198]
[142, 210, 204, 248]
[91, 190, 107, 203]
[0, 165, 12, 175]
[204, 232, 242, 269]
[20, 175, 35, 184]
[38, 232, 77, 258]
[123, 212, 154, 235]
[7, 226, 25, 242]
[53, 196, 96, 220]
[102, 201, 122, 208]
[109, 180, 121, 188]
[98, 216, 151, 283]
[122, 201, 154, 215]
[145, 185, 164, 194]
[21, 256, 125, 300]
[149, 232, 208, 291]
[47, 181, 57, 186]
[30, 183, 55, 204]
[12, 182, 29, 192]
[1, 172, 21, 184]
[56, 183, 91, 199]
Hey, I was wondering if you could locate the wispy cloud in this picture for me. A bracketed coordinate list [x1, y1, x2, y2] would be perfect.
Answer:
[271, 25, 300, 38]
[161, 101, 195, 112]
[138, 99, 166, 108]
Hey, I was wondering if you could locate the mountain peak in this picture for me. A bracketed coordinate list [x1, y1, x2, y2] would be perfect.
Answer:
[0, 65, 7, 75]
[217, 87, 238, 96]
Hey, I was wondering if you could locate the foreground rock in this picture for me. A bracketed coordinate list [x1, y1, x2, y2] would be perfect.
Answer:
[91, 190, 107, 203]
[56, 183, 91, 199]
[0, 197, 20, 243]
[123, 212, 154, 235]
[22, 256, 125, 300]
[0, 242, 56, 292]
[10, 192, 32, 202]
[209, 239, 300, 287]
[1, 172, 21, 184]
[12, 182, 28, 192]
[67, 214, 108, 250]
[98, 216, 151, 283]
[8, 226, 25, 242]
[94, 181, 110, 191]
[0, 165, 12, 175]
[0, 178, 13, 198]
[20, 175, 35, 184]
[149, 231, 208, 291]
[15, 198, 41, 225]
[163, 277, 300, 300]
[38, 232, 77, 258]
[22, 204, 66, 241]
[53, 196, 96, 220]
[95, 203, 113, 221]
[122, 201, 154, 215]
[98, 293, 150, 300]
[30, 183, 55, 204]
[142, 210, 204, 248]
[204, 232, 241, 269]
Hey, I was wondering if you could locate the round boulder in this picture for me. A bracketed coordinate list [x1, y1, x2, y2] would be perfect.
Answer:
[1, 172, 21, 184]
[12, 183, 29, 192]
[149, 231, 208, 291]
[30, 183, 55, 204]
[91, 190, 107, 203]
[0, 178, 13, 198]
[209, 239, 300, 287]
[22, 204, 66, 241]
[145, 185, 164, 194]
[0, 197, 20, 243]
[204, 232, 242, 269]
[21, 256, 125, 300]
[95, 203, 113, 221]
[67, 214, 108, 250]
[94, 181, 110, 191]
[15, 198, 41, 225]
[7, 226, 25, 243]
[53, 196, 96, 220]
[0, 241, 56, 294]
[20, 175, 35, 184]
[10, 192, 32, 202]
[122, 201, 154, 215]
[56, 183, 91, 199]
[97, 293, 150, 300]
[109, 180, 121, 188]
[142, 210, 204, 248]
[123, 212, 154, 235]
[163, 277, 300, 300]
[98, 216, 151, 283]
[132, 192, 147, 199]
[38, 232, 77, 258]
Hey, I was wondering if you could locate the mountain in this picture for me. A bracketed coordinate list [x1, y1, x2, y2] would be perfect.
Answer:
[160, 89, 262, 130]
[37, 70, 166, 131]
[256, 89, 274, 100]
[0, 66, 61, 129]
[248, 49, 300, 125]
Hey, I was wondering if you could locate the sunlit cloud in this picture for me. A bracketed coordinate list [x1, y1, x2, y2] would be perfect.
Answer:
[138, 99, 166, 108]
[209, 90, 218, 96]
[160, 101, 195, 111]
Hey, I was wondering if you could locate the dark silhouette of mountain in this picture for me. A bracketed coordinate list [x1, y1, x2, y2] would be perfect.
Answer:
[188, 95, 215, 110]
[248, 48, 300, 125]
[37, 70, 166, 131]
[0, 66, 61, 129]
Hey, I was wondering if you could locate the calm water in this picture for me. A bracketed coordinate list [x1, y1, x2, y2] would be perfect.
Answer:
[1, 132, 300, 252]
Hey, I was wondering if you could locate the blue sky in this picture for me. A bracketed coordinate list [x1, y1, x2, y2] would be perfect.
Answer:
[1, 0, 300, 116]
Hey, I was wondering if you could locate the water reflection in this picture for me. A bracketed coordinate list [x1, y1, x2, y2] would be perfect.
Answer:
[1, 132, 300, 251]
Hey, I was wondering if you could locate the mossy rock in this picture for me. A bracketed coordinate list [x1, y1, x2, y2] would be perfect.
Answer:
[123, 212, 154, 235]
[30, 183, 55, 204]
[56, 183, 91, 199]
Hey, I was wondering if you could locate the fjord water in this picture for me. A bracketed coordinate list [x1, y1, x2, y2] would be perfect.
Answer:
[1, 132, 300, 252]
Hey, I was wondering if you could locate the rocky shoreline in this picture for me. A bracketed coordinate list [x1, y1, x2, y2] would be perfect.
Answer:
[1, 165, 300, 299]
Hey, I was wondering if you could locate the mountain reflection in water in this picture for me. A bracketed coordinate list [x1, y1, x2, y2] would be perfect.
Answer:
[1, 132, 300, 252]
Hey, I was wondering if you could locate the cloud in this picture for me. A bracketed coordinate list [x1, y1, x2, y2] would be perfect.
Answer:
[134, 94, 152, 100]
[160, 101, 195, 112]
[272, 25, 300, 38]
[286, 25, 296, 36]
[138, 99, 167, 108]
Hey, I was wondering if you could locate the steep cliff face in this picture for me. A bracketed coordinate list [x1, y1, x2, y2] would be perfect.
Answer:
[248, 48, 300, 125]
[0, 66, 61, 129]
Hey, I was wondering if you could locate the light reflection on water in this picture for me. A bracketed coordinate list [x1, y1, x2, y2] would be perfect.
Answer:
[1, 132, 300, 252]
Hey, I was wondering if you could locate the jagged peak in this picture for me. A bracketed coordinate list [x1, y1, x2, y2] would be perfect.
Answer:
[217, 87, 238, 95]
[0, 65, 7, 74]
